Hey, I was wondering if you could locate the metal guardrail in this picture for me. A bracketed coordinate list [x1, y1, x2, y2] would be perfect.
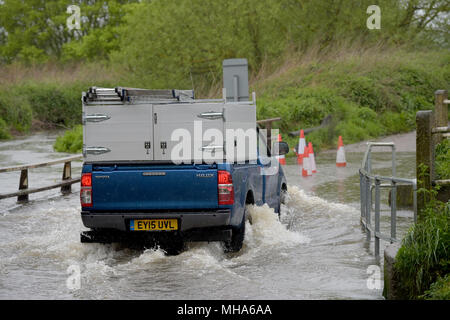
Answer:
[0, 155, 83, 202]
[359, 142, 417, 257]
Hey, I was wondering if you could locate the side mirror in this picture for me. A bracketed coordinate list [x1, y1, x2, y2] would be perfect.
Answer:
[272, 141, 289, 156]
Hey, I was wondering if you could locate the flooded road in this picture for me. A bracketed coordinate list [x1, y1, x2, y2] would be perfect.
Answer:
[0, 133, 416, 299]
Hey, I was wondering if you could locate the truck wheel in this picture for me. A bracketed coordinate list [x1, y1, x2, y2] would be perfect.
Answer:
[280, 186, 287, 205]
[161, 240, 185, 256]
[276, 187, 287, 219]
[275, 201, 281, 218]
[224, 207, 246, 253]
[81, 229, 115, 243]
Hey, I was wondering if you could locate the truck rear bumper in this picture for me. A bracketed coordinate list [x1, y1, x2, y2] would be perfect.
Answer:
[81, 209, 231, 232]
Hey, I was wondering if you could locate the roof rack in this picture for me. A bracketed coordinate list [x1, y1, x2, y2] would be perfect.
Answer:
[83, 87, 195, 104]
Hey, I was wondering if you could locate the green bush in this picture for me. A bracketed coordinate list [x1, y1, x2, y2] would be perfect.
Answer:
[0, 118, 11, 139]
[337, 76, 386, 112]
[0, 90, 33, 132]
[394, 67, 437, 111]
[257, 87, 345, 132]
[0, 81, 90, 138]
[422, 274, 450, 300]
[395, 198, 450, 299]
[435, 139, 450, 180]
[19, 83, 83, 127]
[379, 111, 412, 134]
[53, 125, 83, 153]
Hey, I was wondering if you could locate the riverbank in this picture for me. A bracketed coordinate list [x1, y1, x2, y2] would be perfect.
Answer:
[321, 130, 417, 154]
[254, 47, 449, 153]
[1, 46, 449, 152]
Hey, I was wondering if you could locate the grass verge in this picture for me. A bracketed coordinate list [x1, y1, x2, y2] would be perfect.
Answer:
[395, 192, 449, 299]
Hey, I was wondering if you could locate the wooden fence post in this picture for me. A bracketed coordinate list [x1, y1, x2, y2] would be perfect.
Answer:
[434, 90, 448, 145]
[416, 110, 434, 219]
[61, 161, 72, 195]
[266, 122, 272, 154]
[18, 169, 29, 202]
[256, 118, 282, 154]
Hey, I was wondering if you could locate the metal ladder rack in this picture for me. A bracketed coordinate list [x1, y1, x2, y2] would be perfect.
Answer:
[83, 87, 196, 104]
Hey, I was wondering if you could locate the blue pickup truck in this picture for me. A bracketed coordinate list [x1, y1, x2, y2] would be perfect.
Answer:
[79, 60, 288, 254]
[80, 124, 289, 254]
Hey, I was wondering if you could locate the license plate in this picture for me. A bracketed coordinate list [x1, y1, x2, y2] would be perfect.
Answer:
[130, 219, 178, 231]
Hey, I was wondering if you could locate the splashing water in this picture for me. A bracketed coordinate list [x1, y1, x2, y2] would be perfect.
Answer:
[286, 185, 360, 218]
[0, 182, 380, 299]
[245, 203, 310, 248]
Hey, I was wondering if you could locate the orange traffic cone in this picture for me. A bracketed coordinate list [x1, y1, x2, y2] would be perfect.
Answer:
[276, 134, 286, 165]
[297, 129, 306, 165]
[309, 142, 317, 173]
[336, 136, 346, 167]
[302, 144, 312, 176]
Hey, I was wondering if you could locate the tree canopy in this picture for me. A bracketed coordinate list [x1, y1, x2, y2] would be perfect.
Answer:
[0, 0, 136, 63]
[0, 0, 448, 84]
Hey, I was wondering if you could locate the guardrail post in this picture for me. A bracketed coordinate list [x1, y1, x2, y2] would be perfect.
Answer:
[390, 181, 397, 241]
[374, 179, 381, 257]
[18, 169, 29, 202]
[434, 90, 448, 145]
[365, 176, 371, 242]
[61, 161, 72, 195]
[360, 172, 365, 223]
[416, 110, 434, 220]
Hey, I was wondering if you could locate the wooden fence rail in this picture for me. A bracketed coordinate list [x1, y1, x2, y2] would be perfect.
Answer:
[0, 155, 83, 202]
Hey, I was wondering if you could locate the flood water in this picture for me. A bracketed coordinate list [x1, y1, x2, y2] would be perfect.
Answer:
[0, 132, 416, 299]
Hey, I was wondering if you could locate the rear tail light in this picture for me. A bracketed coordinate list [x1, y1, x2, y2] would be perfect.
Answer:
[218, 170, 234, 205]
[80, 173, 92, 207]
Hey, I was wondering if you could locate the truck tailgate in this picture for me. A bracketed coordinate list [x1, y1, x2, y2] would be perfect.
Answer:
[90, 165, 218, 211]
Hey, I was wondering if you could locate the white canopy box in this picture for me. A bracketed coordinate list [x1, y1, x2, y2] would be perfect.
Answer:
[82, 87, 257, 164]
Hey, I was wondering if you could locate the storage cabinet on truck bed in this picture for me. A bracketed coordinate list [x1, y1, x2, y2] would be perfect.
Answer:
[83, 96, 256, 163]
